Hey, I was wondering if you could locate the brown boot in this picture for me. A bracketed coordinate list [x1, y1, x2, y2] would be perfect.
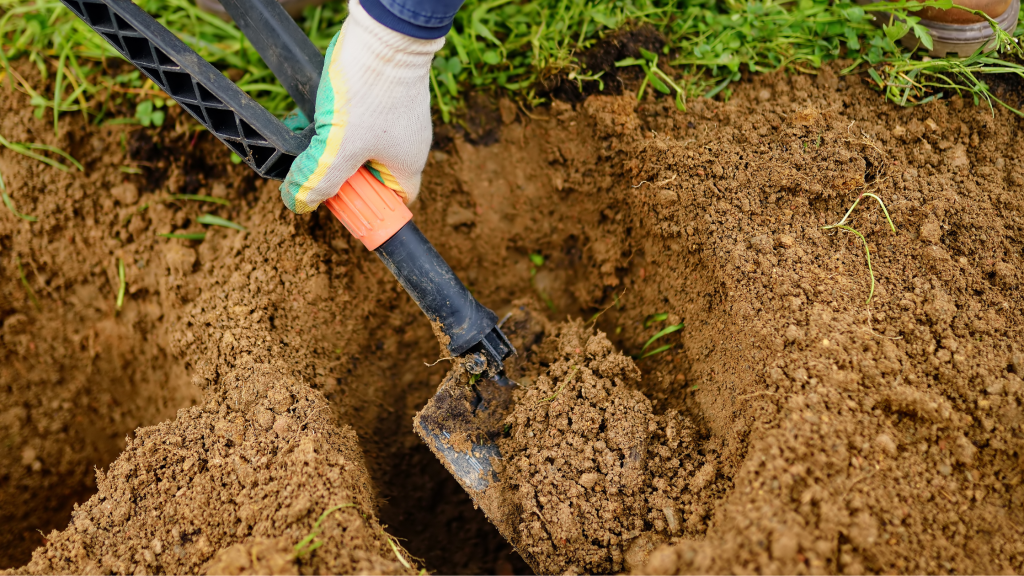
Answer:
[868, 0, 1019, 57]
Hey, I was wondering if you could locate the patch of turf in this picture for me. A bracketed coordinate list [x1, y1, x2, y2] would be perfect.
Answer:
[1, 0, 1023, 128]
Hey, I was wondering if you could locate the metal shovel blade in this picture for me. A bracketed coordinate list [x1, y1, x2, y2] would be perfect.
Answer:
[414, 372, 540, 571]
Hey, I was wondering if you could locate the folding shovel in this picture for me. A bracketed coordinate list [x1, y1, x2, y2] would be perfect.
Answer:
[62, 0, 537, 568]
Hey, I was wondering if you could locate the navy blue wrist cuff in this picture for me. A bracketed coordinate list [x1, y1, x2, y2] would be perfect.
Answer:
[360, 0, 454, 39]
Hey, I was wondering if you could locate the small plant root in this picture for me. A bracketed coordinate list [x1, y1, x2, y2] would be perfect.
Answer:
[822, 192, 897, 304]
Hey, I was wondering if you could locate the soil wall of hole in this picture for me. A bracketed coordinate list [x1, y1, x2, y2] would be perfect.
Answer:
[1, 58, 1023, 574]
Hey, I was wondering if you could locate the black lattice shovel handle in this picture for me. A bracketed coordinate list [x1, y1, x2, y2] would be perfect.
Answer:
[61, 0, 312, 179]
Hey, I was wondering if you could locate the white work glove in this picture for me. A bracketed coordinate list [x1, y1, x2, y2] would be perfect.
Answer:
[280, 0, 444, 213]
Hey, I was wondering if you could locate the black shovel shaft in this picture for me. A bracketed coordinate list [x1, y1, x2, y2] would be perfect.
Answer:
[375, 222, 513, 373]
[217, 0, 323, 120]
[59, 0, 312, 179]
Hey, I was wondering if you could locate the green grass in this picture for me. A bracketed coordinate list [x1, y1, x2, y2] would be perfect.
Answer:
[294, 504, 356, 559]
[115, 256, 125, 310]
[15, 255, 40, 310]
[195, 213, 246, 230]
[159, 231, 206, 240]
[644, 312, 669, 327]
[636, 320, 683, 360]
[0, 131, 81, 171]
[822, 192, 897, 304]
[0, 166, 37, 221]
[384, 533, 417, 572]
[2, 0, 1024, 131]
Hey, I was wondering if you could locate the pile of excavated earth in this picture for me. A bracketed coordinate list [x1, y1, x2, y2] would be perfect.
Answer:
[2, 57, 1023, 574]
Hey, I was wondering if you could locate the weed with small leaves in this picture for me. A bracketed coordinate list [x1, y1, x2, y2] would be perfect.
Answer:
[5, 0, 1024, 129]
[135, 98, 170, 127]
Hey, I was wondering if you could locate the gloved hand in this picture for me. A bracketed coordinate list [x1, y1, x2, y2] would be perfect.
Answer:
[280, 0, 444, 213]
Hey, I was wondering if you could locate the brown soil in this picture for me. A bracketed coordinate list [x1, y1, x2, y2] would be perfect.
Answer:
[3, 55, 1024, 575]
[491, 319, 704, 574]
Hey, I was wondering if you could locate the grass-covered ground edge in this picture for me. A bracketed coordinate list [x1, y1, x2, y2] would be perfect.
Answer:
[0, 0, 1023, 137]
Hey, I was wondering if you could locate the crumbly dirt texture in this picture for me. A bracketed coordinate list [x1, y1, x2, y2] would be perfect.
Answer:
[494, 319, 701, 574]
[3, 54, 1024, 575]
[19, 365, 409, 575]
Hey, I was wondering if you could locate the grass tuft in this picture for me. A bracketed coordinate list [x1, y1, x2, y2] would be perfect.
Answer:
[159, 231, 206, 240]
[636, 321, 683, 360]
[822, 192, 897, 304]
[0, 132, 82, 171]
[294, 504, 356, 559]
[3, 0, 1023, 132]
[196, 213, 246, 231]
[0, 166, 36, 221]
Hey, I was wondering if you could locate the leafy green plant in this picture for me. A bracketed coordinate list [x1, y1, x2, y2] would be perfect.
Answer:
[616, 47, 690, 110]
[134, 98, 166, 127]
[528, 252, 545, 274]
[3, 0, 1024, 130]
[821, 192, 897, 304]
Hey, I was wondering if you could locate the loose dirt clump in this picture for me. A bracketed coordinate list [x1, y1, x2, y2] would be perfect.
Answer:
[15, 363, 410, 575]
[494, 319, 704, 574]
[0, 61, 203, 567]
[610, 72, 1024, 574]
[204, 537, 297, 575]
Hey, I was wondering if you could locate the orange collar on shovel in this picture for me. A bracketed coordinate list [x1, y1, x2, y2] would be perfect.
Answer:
[62, 0, 535, 568]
